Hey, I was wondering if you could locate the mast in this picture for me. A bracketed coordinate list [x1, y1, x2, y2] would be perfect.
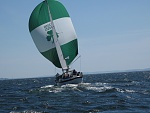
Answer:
[45, 0, 68, 71]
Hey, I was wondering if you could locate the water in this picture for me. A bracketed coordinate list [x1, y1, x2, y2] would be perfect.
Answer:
[0, 71, 150, 113]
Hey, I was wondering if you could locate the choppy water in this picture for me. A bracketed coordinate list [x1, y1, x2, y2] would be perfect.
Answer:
[0, 71, 150, 113]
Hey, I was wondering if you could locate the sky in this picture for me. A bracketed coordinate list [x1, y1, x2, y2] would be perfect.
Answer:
[0, 0, 150, 79]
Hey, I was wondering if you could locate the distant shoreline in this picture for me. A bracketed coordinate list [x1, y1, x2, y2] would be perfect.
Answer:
[1, 68, 150, 80]
[0, 78, 9, 80]
[84, 68, 150, 75]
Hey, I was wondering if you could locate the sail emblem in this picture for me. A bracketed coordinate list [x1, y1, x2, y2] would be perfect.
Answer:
[46, 30, 59, 43]
[65, 56, 70, 60]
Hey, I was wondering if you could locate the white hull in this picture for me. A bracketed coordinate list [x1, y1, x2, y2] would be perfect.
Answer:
[55, 72, 83, 86]
[56, 76, 83, 86]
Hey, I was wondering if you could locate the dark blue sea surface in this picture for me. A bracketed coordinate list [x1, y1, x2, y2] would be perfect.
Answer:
[0, 71, 150, 113]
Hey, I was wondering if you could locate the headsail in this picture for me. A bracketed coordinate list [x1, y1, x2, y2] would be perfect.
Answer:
[29, 0, 78, 68]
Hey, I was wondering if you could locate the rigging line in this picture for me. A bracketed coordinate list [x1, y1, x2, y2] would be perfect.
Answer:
[70, 54, 81, 66]
[80, 54, 81, 72]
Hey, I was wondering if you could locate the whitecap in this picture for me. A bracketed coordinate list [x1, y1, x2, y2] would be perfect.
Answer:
[61, 84, 78, 88]
[126, 95, 132, 99]
[40, 85, 54, 88]
[125, 89, 136, 93]
[116, 88, 125, 93]
[116, 88, 136, 93]
[131, 81, 140, 85]
[86, 86, 106, 92]
[10, 110, 42, 113]
[38, 85, 64, 93]
[80, 82, 113, 93]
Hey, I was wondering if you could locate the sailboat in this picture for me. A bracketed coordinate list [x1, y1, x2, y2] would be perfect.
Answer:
[28, 0, 83, 85]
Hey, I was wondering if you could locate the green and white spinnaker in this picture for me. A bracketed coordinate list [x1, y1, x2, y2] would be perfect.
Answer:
[29, 0, 78, 69]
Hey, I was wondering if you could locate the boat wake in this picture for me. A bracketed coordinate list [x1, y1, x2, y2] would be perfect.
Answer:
[28, 81, 138, 97]
[36, 82, 135, 94]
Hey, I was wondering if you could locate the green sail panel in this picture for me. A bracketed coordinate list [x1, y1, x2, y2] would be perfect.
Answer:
[42, 39, 78, 68]
[29, 0, 78, 68]
[29, 0, 69, 32]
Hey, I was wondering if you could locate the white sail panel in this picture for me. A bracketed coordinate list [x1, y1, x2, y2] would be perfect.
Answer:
[30, 17, 77, 53]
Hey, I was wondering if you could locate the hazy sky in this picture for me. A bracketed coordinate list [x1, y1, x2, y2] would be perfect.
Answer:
[0, 0, 150, 78]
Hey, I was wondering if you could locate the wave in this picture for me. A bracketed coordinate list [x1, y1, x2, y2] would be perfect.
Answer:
[30, 82, 137, 94]
[10, 110, 42, 113]
[36, 82, 114, 93]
